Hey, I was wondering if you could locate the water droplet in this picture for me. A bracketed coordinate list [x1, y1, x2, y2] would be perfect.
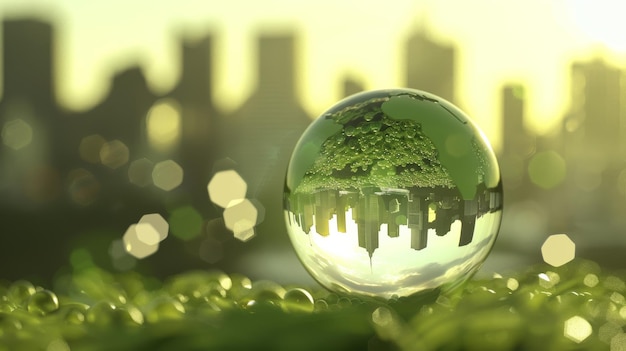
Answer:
[284, 89, 502, 298]
[145, 297, 185, 323]
[26, 290, 59, 316]
[86, 301, 117, 326]
[371, 306, 392, 326]
[313, 299, 328, 312]
[282, 288, 314, 313]
[8, 280, 36, 306]
[60, 303, 88, 325]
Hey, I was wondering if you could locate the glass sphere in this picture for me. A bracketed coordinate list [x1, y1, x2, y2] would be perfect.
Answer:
[283, 89, 503, 299]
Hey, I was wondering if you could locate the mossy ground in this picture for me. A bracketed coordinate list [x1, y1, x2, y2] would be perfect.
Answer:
[1, 258, 624, 350]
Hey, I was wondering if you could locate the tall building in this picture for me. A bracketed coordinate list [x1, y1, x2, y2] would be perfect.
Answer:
[567, 58, 623, 159]
[558, 58, 626, 227]
[79, 66, 154, 149]
[224, 33, 311, 242]
[2, 19, 55, 106]
[499, 84, 533, 192]
[342, 76, 364, 98]
[405, 29, 456, 103]
[170, 34, 220, 200]
[0, 19, 60, 206]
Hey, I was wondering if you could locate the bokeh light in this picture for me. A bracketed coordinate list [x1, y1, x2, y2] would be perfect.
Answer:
[67, 168, 100, 206]
[583, 274, 599, 288]
[563, 315, 592, 343]
[123, 224, 159, 259]
[128, 158, 154, 187]
[169, 205, 203, 241]
[599, 322, 623, 344]
[538, 271, 560, 289]
[99, 139, 129, 169]
[152, 159, 183, 191]
[78, 134, 106, 164]
[527, 151, 567, 189]
[138, 213, 169, 241]
[46, 339, 70, 351]
[1, 118, 33, 150]
[506, 278, 519, 291]
[223, 198, 264, 242]
[223, 199, 261, 230]
[612, 333, 626, 351]
[146, 98, 182, 152]
[135, 222, 161, 246]
[108, 239, 136, 271]
[204, 217, 233, 242]
[541, 234, 576, 267]
[233, 228, 255, 242]
[207, 170, 247, 208]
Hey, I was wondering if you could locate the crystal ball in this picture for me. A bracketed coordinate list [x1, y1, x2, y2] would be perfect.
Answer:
[284, 89, 503, 299]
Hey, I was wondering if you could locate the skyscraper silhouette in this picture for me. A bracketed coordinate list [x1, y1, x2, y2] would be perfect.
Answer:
[2, 19, 55, 106]
[567, 58, 624, 159]
[0, 19, 61, 206]
[77, 66, 155, 156]
[224, 33, 311, 242]
[499, 84, 534, 192]
[342, 76, 364, 98]
[501, 85, 533, 156]
[405, 28, 455, 103]
[170, 34, 220, 200]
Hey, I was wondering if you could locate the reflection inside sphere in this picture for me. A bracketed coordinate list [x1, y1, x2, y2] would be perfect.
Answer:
[284, 89, 503, 299]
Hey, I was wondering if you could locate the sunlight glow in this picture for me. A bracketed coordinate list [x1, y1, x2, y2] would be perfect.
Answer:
[146, 99, 182, 152]
[568, 1, 626, 52]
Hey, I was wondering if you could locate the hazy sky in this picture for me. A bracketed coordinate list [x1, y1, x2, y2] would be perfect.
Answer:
[1, 0, 626, 149]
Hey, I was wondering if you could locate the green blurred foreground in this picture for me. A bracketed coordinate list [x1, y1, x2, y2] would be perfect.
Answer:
[1, 259, 625, 351]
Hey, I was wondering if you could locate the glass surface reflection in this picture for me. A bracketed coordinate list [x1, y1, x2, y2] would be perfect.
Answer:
[284, 89, 503, 298]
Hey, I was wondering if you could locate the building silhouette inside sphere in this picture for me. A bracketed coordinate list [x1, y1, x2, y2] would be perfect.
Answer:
[286, 184, 502, 260]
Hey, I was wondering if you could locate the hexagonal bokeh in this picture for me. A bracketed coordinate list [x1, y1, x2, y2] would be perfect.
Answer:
[1, 118, 33, 150]
[152, 160, 183, 191]
[100, 139, 130, 169]
[234, 227, 255, 242]
[108, 239, 136, 271]
[207, 170, 247, 208]
[205, 217, 233, 242]
[247, 198, 266, 225]
[541, 234, 576, 267]
[67, 168, 100, 206]
[123, 224, 159, 259]
[223, 199, 260, 231]
[599, 322, 623, 344]
[138, 213, 169, 241]
[612, 333, 626, 351]
[128, 158, 154, 187]
[79, 134, 106, 164]
[223, 199, 265, 242]
[169, 205, 203, 241]
[135, 222, 161, 246]
[563, 316, 592, 343]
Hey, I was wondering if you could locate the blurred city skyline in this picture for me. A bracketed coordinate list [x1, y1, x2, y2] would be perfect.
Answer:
[1, 0, 626, 149]
[2, 2, 626, 281]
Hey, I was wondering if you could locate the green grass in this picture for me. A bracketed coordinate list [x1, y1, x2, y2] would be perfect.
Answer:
[1, 259, 624, 351]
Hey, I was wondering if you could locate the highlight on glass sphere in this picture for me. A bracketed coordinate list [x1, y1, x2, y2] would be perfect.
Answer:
[283, 88, 503, 299]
